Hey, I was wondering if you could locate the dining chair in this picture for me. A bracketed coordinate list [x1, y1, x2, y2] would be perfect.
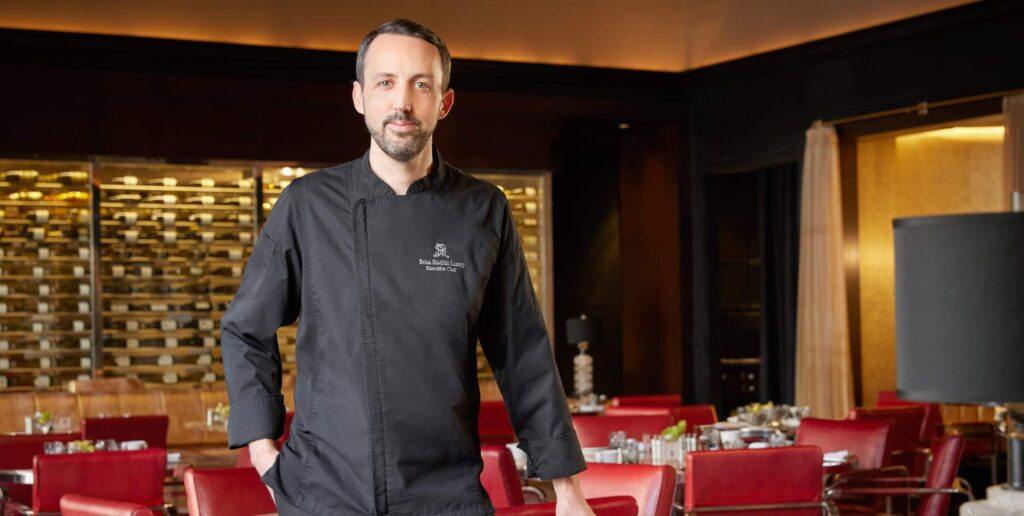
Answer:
[479, 400, 516, 445]
[81, 415, 170, 450]
[480, 444, 526, 507]
[683, 445, 833, 515]
[0, 432, 82, 507]
[828, 435, 972, 516]
[875, 390, 943, 444]
[59, 493, 156, 516]
[32, 448, 167, 514]
[795, 417, 893, 471]
[609, 394, 682, 407]
[184, 466, 276, 516]
[572, 414, 675, 448]
[577, 463, 676, 516]
[495, 495, 638, 515]
[603, 405, 717, 428]
[848, 406, 928, 476]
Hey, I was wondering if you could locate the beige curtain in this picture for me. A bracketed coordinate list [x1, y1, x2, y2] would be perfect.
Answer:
[1005, 93, 1024, 209]
[795, 122, 854, 419]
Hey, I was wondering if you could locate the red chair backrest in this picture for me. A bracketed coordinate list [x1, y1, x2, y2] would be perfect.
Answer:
[572, 414, 675, 448]
[60, 493, 156, 516]
[919, 435, 965, 516]
[0, 432, 82, 506]
[480, 444, 525, 508]
[577, 463, 675, 516]
[685, 445, 823, 515]
[604, 405, 717, 427]
[32, 448, 166, 513]
[609, 394, 682, 407]
[876, 390, 943, 443]
[847, 406, 925, 453]
[795, 417, 892, 470]
[479, 400, 516, 445]
[495, 495, 638, 515]
[184, 467, 277, 516]
[82, 415, 169, 450]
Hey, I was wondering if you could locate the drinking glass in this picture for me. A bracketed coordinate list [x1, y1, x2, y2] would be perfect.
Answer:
[43, 441, 65, 455]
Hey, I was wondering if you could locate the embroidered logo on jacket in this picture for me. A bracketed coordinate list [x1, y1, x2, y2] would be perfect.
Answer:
[420, 242, 465, 273]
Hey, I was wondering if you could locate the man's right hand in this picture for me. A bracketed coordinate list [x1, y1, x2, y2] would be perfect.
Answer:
[249, 438, 280, 503]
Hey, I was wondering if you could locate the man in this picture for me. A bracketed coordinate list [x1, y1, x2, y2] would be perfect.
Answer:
[221, 18, 595, 515]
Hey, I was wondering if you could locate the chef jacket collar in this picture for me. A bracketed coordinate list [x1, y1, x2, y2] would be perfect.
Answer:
[358, 144, 448, 198]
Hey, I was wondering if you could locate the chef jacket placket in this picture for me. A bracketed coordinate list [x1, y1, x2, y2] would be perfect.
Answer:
[352, 196, 389, 515]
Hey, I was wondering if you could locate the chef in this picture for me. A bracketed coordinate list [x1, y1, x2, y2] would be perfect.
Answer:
[221, 18, 593, 515]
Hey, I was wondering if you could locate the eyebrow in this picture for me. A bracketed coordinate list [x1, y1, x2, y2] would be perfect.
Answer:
[371, 72, 436, 82]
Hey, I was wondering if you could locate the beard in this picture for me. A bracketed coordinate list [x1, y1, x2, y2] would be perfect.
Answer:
[367, 111, 433, 162]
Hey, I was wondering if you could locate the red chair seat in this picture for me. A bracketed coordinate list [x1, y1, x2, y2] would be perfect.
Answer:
[60, 493, 156, 516]
[495, 495, 638, 515]
[577, 463, 675, 516]
[184, 466, 277, 516]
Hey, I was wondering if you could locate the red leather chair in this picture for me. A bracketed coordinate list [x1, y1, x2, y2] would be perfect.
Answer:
[795, 417, 893, 470]
[480, 444, 526, 508]
[234, 411, 294, 468]
[32, 448, 167, 513]
[82, 415, 169, 450]
[848, 406, 928, 476]
[184, 467, 277, 516]
[876, 390, 943, 443]
[828, 435, 972, 516]
[609, 394, 682, 407]
[495, 495, 638, 515]
[60, 494, 156, 516]
[684, 445, 831, 515]
[572, 414, 675, 448]
[0, 432, 80, 507]
[479, 400, 517, 445]
[577, 463, 676, 516]
[604, 405, 717, 428]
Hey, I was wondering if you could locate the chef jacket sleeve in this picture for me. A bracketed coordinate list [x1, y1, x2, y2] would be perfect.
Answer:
[220, 181, 303, 450]
[478, 193, 587, 480]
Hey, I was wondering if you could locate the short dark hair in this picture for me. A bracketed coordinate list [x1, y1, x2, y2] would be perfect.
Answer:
[356, 18, 452, 91]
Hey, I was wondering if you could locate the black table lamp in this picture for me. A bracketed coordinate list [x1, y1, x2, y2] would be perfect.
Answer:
[565, 314, 598, 399]
[894, 212, 1024, 491]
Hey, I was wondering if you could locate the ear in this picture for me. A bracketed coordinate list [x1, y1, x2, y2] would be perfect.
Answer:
[438, 88, 455, 120]
[352, 81, 365, 115]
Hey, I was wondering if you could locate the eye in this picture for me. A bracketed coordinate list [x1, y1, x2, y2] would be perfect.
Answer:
[378, 79, 392, 87]
[416, 81, 431, 90]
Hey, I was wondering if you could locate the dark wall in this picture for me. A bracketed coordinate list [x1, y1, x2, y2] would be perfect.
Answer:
[0, 27, 685, 398]
[683, 0, 1024, 404]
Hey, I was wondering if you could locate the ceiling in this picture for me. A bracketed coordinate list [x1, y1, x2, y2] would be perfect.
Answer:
[0, 0, 977, 72]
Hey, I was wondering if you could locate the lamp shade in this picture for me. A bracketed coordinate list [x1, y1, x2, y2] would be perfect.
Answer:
[565, 316, 599, 345]
[894, 212, 1024, 403]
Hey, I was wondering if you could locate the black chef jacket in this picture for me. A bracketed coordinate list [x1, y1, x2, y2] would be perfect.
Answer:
[220, 145, 587, 515]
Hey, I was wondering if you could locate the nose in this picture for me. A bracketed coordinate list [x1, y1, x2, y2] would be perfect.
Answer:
[393, 85, 412, 112]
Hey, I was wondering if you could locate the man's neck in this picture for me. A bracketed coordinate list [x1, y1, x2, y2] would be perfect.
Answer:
[367, 139, 433, 196]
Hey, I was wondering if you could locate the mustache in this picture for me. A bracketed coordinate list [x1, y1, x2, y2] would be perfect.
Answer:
[383, 113, 421, 127]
